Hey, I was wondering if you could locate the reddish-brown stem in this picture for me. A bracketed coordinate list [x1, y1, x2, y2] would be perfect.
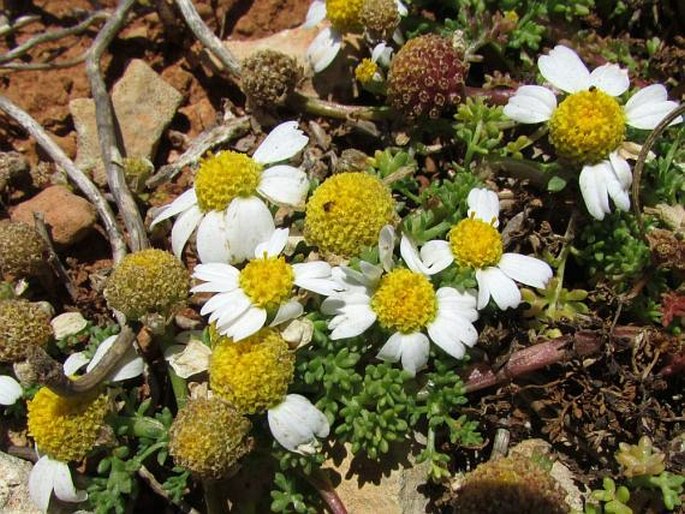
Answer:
[305, 468, 348, 514]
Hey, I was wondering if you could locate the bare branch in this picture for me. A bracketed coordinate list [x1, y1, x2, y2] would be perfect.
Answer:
[0, 93, 127, 262]
[145, 116, 251, 188]
[85, 0, 149, 253]
[32, 212, 79, 302]
[0, 14, 41, 38]
[0, 11, 109, 64]
[173, 0, 241, 77]
[0, 56, 87, 71]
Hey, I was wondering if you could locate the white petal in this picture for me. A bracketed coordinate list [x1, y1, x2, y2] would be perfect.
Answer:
[379, 225, 396, 272]
[255, 227, 289, 258]
[321, 291, 370, 314]
[268, 394, 330, 454]
[52, 459, 87, 503]
[293, 261, 331, 280]
[63, 352, 89, 376]
[257, 165, 309, 207]
[328, 305, 377, 340]
[150, 189, 197, 228]
[224, 197, 275, 264]
[170, 205, 203, 260]
[436, 287, 479, 322]
[307, 27, 342, 73]
[0, 375, 22, 405]
[270, 300, 304, 326]
[609, 152, 633, 189]
[164, 340, 211, 378]
[222, 307, 267, 341]
[395, 0, 408, 17]
[196, 210, 231, 264]
[498, 253, 553, 289]
[400, 234, 429, 275]
[303, 0, 326, 27]
[397, 333, 430, 376]
[29, 456, 56, 512]
[589, 63, 629, 96]
[537, 45, 590, 93]
[420, 240, 454, 274]
[294, 263, 338, 296]
[477, 267, 521, 310]
[467, 188, 500, 226]
[206, 289, 252, 325]
[371, 42, 393, 66]
[579, 162, 611, 220]
[624, 84, 682, 129]
[427, 316, 467, 359]
[376, 332, 403, 362]
[191, 262, 240, 285]
[503, 85, 557, 123]
[253, 121, 309, 165]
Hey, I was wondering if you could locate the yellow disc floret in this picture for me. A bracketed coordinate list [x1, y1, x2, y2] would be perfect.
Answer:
[209, 328, 294, 414]
[326, 0, 365, 32]
[449, 217, 503, 269]
[355, 59, 379, 84]
[548, 88, 626, 164]
[304, 172, 397, 257]
[239, 255, 294, 310]
[27, 387, 109, 462]
[194, 151, 262, 212]
[371, 268, 437, 333]
[169, 397, 253, 480]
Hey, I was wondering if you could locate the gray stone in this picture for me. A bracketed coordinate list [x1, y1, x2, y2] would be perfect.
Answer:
[0, 451, 40, 514]
[70, 59, 183, 179]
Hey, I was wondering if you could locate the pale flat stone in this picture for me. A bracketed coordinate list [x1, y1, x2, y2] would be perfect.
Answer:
[0, 451, 40, 514]
[70, 59, 183, 177]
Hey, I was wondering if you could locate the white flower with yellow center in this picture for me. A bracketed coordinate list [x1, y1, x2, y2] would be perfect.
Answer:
[322, 226, 478, 376]
[150, 121, 309, 263]
[192, 228, 340, 341]
[503, 45, 682, 220]
[304, 0, 407, 73]
[423, 188, 553, 311]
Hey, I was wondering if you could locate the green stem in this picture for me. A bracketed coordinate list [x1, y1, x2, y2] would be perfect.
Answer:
[422, 220, 452, 240]
[203, 480, 227, 514]
[463, 119, 483, 168]
[113, 415, 166, 440]
[168, 367, 188, 409]
[290, 92, 392, 121]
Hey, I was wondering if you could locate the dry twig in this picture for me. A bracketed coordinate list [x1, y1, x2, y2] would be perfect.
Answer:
[0, 94, 127, 262]
[173, 0, 241, 77]
[85, 0, 149, 253]
[32, 212, 79, 302]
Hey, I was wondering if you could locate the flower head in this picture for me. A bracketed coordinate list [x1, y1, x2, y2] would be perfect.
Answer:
[304, 172, 397, 257]
[169, 397, 253, 479]
[150, 121, 309, 263]
[104, 249, 189, 322]
[503, 45, 682, 219]
[422, 188, 553, 310]
[322, 226, 479, 376]
[209, 328, 329, 454]
[304, 0, 407, 73]
[27, 387, 109, 463]
[192, 228, 339, 341]
[0, 299, 52, 363]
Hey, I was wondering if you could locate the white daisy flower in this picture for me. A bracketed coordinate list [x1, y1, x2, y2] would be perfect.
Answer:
[322, 226, 479, 376]
[29, 455, 87, 512]
[420, 188, 553, 311]
[192, 228, 340, 341]
[150, 121, 309, 263]
[304, 0, 407, 73]
[503, 45, 683, 220]
[268, 393, 330, 454]
[63, 333, 144, 382]
[0, 374, 22, 405]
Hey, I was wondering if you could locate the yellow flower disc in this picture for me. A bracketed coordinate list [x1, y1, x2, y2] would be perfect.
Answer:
[304, 172, 397, 257]
[194, 151, 262, 212]
[209, 328, 294, 414]
[169, 397, 253, 480]
[239, 256, 294, 310]
[27, 387, 109, 462]
[548, 88, 626, 164]
[326, 0, 365, 32]
[449, 218, 503, 269]
[355, 59, 379, 84]
[370, 268, 437, 333]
